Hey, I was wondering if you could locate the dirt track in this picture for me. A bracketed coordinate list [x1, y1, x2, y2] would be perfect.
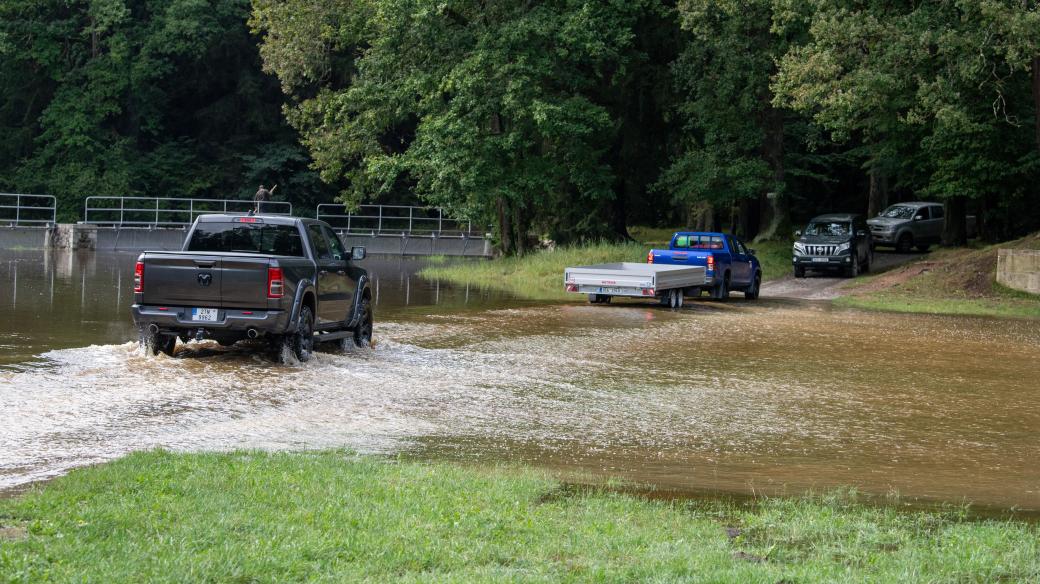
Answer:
[761, 250, 923, 300]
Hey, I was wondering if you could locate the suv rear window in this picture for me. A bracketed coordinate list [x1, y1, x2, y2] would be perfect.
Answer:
[187, 222, 304, 256]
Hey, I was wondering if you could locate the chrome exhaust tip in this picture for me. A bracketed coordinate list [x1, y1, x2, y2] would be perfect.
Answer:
[148, 323, 160, 335]
[246, 328, 259, 339]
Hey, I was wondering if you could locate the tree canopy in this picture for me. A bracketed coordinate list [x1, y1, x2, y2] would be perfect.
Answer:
[2, 0, 1038, 248]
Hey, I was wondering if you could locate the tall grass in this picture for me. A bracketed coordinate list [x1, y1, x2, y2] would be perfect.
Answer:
[420, 231, 796, 301]
[1, 451, 1037, 583]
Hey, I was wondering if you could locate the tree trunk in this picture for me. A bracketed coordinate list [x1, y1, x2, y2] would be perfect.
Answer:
[941, 196, 967, 247]
[496, 198, 513, 255]
[756, 99, 787, 240]
[867, 169, 889, 218]
[690, 201, 715, 231]
[1033, 56, 1040, 154]
[738, 198, 755, 240]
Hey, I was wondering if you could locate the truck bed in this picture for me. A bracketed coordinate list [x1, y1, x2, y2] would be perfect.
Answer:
[564, 263, 707, 297]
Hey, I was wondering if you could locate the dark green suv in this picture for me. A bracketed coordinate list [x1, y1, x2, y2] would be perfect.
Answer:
[792, 213, 873, 278]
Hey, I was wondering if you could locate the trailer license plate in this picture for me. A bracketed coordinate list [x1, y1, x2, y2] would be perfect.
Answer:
[192, 308, 218, 322]
[598, 287, 623, 294]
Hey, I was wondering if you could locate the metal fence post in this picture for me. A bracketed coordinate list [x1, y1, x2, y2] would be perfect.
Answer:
[438, 209, 443, 236]
[155, 198, 159, 225]
[378, 206, 383, 234]
[119, 197, 125, 226]
[15, 194, 21, 225]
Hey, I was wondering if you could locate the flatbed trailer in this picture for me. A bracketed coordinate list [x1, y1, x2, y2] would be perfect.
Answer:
[563, 262, 707, 307]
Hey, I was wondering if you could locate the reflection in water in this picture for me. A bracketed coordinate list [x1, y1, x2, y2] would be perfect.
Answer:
[1, 250, 1039, 511]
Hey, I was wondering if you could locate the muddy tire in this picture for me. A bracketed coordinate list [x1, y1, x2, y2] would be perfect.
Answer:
[863, 250, 873, 273]
[744, 273, 761, 300]
[279, 305, 314, 363]
[794, 266, 805, 279]
[141, 331, 176, 357]
[896, 233, 914, 253]
[845, 256, 860, 278]
[712, 274, 730, 301]
[352, 297, 373, 348]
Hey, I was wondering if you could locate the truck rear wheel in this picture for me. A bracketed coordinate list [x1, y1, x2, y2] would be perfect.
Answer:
[353, 297, 373, 348]
[141, 331, 176, 357]
[279, 305, 314, 363]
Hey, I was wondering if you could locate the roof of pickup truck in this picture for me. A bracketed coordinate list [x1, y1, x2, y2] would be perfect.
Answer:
[195, 213, 321, 227]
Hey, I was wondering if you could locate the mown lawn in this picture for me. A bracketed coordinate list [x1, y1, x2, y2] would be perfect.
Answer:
[0, 451, 1037, 583]
[420, 229, 794, 301]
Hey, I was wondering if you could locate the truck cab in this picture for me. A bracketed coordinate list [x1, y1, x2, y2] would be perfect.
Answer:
[648, 232, 762, 300]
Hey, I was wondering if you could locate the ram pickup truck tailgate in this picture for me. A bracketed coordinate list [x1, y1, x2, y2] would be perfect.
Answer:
[140, 252, 269, 308]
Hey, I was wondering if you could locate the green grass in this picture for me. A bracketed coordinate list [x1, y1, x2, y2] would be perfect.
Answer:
[839, 233, 1040, 319]
[422, 241, 649, 301]
[421, 229, 795, 301]
[1, 451, 1037, 583]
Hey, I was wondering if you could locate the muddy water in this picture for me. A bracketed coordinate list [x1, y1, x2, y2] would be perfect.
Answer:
[1, 251, 1039, 510]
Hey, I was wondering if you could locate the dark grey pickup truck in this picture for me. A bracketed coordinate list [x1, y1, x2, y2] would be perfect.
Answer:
[131, 214, 372, 362]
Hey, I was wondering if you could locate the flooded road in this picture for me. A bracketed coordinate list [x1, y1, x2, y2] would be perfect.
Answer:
[1, 250, 1039, 510]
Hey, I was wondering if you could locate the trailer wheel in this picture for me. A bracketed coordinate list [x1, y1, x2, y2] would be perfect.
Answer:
[676, 290, 684, 308]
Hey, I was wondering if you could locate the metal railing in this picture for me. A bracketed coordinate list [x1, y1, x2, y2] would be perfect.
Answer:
[83, 196, 292, 227]
[0, 193, 57, 226]
[316, 204, 485, 238]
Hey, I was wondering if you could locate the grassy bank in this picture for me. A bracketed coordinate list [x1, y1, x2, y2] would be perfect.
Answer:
[421, 229, 793, 301]
[1, 451, 1037, 583]
[838, 233, 1040, 319]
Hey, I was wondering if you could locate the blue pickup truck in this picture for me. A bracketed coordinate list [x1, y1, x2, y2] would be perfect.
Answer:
[648, 232, 762, 300]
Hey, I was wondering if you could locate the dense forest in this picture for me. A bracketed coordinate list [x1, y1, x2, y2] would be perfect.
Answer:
[2, 1, 1039, 253]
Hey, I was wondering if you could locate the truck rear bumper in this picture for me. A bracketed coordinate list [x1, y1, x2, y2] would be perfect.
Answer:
[132, 305, 290, 335]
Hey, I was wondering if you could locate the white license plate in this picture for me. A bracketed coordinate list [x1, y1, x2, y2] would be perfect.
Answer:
[597, 287, 624, 294]
[192, 308, 218, 322]
[811, 257, 830, 263]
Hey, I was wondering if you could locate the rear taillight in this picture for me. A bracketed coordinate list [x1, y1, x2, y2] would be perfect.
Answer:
[647, 250, 654, 264]
[134, 261, 144, 292]
[706, 254, 715, 272]
[267, 266, 284, 298]
[566, 283, 578, 293]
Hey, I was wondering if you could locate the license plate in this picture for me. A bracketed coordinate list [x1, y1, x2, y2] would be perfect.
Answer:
[811, 257, 829, 263]
[192, 308, 218, 322]
[597, 287, 623, 294]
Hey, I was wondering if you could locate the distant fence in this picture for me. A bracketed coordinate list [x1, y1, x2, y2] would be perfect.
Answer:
[316, 204, 485, 238]
[83, 196, 292, 227]
[0, 194, 56, 227]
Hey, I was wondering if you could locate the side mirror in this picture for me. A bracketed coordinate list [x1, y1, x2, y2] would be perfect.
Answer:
[351, 246, 367, 261]
[748, 248, 757, 255]
[913, 215, 923, 221]
[856, 230, 867, 237]
[794, 230, 802, 237]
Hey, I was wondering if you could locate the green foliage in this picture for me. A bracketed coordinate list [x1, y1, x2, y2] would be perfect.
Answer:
[1, 450, 1039, 582]
[0, 0, 333, 220]
[253, 0, 676, 251]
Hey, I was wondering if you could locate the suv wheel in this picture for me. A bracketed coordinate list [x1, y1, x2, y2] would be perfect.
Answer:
[279, 305, 314, 363]
[863, 250, 873, 273]
[352, 297, 373, 348]
[845, 256, 860, 278]
[896, 233, 914, 253]
[794, 266, 805, 279]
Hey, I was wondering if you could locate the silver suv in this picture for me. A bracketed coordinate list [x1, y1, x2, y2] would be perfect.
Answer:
[867, 202, 944, 253]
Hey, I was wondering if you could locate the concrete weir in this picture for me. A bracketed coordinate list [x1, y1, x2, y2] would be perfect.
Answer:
[1, 224, 492, 257]
[997, 249, 1040, 295]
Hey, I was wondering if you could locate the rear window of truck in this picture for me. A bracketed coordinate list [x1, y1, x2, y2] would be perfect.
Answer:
[187, 222, 304, 256]
[674, 235, 724, 250]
